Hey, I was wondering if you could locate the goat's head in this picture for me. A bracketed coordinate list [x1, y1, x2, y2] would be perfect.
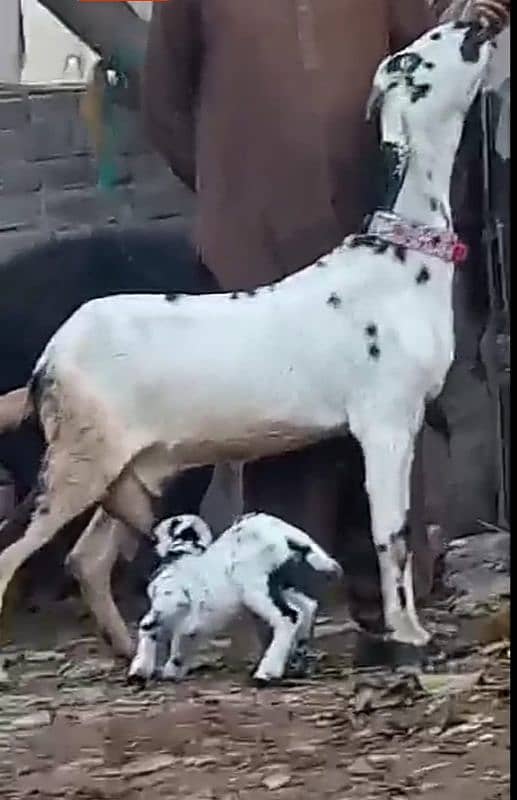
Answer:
[367, 22, 493, 157]
[153, 514, 213, 561]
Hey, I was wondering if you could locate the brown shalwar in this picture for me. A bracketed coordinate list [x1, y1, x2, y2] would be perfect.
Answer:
[143, 0, 436, 632]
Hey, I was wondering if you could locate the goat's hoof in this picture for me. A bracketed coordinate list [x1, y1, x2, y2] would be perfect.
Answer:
[251, 675, 282, 689]
[160, 662, 184, 682]
[353, 634, 429, 671]
[285, 645, 315, 679]
[126, 672, 149, 689]
[127, 672, 147, 689]
[252, 665, 284, 687]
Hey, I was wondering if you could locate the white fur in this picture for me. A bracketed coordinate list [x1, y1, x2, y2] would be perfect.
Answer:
[128, 513, 340, 684]
[0, 24, 493, 654]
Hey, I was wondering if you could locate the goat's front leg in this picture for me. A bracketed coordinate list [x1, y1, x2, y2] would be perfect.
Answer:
[354, 424, 431, 647]
[160, 628, 200, 682]
[243, 587, 301, 684]
[128, 610, 161, 683]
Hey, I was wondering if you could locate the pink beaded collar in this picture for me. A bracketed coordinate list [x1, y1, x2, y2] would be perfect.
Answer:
[367, 211, 468, 264]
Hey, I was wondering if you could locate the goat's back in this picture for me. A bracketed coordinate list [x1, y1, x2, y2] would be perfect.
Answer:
[0, 222, 217, 394]
[0, 222, 218, 493]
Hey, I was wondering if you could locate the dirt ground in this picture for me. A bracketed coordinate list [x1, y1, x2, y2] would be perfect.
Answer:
[0, 596, 509, 800]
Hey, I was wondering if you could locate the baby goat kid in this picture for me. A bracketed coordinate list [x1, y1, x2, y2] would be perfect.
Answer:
[0, 23, 493, 662]
[128, 513, 342, 684]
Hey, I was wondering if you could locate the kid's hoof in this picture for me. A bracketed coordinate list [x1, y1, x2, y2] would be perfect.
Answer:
[127, 672, 147, 689]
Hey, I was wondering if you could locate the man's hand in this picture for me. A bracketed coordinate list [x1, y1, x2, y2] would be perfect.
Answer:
[471, 0, 510, 32]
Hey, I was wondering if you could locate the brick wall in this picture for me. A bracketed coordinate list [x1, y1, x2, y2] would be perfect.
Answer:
[0, 85, 194, 264]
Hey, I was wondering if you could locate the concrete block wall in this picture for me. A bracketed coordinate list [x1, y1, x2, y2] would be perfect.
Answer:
[0, 85, 194, 264]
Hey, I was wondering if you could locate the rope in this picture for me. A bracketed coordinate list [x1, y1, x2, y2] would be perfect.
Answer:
[81, 53, 137, 190]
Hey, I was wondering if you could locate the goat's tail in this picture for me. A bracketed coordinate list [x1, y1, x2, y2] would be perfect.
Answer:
[290, 530, 343, 579]
[0, 388, 33, 434]
[256, 513, 344, 578]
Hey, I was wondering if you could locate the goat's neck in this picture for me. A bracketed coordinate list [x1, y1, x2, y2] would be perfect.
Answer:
[390, 124, 462, 231]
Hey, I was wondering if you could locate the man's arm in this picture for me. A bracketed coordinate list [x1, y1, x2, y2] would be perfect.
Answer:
[388, 0, 437, 51]
[40, 0, 148, 72]
[439, 1, 510, 28]
[142, 0, 201, 192]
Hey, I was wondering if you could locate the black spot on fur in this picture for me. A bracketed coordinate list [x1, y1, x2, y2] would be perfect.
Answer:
[429, 198, 438, 212]
[386, 52, 423, 75]
[416, 266, 431, 284]
[460, 23, 483, 63]
[28, 367, 52, 416]
[165, 292, 180, 302]
[430, 32, 441, 40]
[453, 20, 470, 29]
[141, 617, 159, 632]
[376, 543, 388, 554]
[268, 553, 321, 617]
[327, 292, 342, 308]
[410, 83, 431, 103]
[379, 141, 409, 211]
[267, 568, 299, 623]
[426, 170, 433, 181]
[397, 585, 408, 610]
[424, 61, 435, 70]
[168, 520, 204, 550]
[246, 289, 257, 297]
[287, 539, 311, 560]
[316, 259, 327, 268]
[172, 657, 183, 668]
[229, 291, 239, 299]
[394, 245, 407, 263]
[390, 522, 411, 574]
[349, 235, 389, 254]
[391, 523, 411, 549]
[368, 344, 381, 360]
[365, 323, 378, 337]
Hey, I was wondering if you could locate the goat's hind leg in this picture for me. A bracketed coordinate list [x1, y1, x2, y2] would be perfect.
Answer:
[354, 423, 430, 647]
[282, 589, 318, 677]
[66, 509, 138, 659]
[243, 586, 301, 684]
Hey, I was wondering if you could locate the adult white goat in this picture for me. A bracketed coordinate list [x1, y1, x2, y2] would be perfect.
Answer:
[129, 512, 342, 685]
[0, 22, 493, 665]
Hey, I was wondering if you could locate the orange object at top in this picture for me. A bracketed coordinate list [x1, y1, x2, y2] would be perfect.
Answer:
[78, 1, 168, 3]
